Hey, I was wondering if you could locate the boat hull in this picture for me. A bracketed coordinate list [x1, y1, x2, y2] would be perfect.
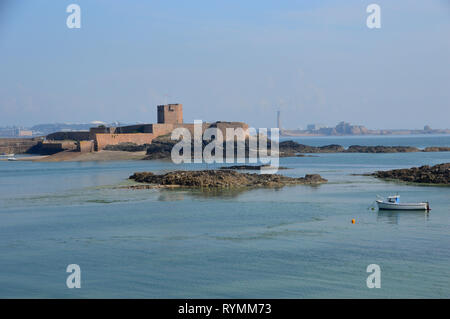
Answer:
[376, 200, 428, 210]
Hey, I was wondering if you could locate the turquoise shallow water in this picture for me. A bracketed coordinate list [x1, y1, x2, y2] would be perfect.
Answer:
[0, 135, 449, 298]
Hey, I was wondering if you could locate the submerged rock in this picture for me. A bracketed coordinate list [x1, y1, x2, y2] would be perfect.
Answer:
[372, 163, 450, 185]
[129, 170, 327, 188]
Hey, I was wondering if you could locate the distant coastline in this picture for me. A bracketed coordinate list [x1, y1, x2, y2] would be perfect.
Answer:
[280, 131, 450, 137]
[280, 127, 450, 137]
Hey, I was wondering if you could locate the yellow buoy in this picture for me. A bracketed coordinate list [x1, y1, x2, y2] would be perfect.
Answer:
[351, 219, 355, 224]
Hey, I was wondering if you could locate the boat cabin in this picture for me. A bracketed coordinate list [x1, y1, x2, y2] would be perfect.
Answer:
[387, 195, 400, 203]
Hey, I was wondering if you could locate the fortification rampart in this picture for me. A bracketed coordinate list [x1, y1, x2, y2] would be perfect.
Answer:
[41, 104, 249, 154]
[77, 140, 95, 152]
[0, 137, 44, 154]
[95, 133, 154, 151]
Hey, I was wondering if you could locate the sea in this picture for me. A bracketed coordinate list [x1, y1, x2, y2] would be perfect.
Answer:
[0, 134, 449, 298]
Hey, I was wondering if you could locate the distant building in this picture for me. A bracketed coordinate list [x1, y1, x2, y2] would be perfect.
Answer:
[335, 121, 368, 135]
[18, 130, 33, 137]
[307, 124, 327, 131]
[0, 127, 34, 137]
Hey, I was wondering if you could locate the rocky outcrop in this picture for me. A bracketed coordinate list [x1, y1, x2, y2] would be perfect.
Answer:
[372, 163, 450, 185]
[143, 136, 450, 160]
[46, 131, 90, 141]
[219, 165, 288, 170]
[423, 147, 450, 152]
[145, 136, 271, 160]
[129, 170, 327, 188]
[144, 139, 177, 159]
[278, 141, 344, 156]
[279, 142, 447, 154]
[345, 145, 419, 153]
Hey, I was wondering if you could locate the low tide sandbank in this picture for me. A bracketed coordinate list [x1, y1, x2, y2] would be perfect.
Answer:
[33, 150, 147, 162]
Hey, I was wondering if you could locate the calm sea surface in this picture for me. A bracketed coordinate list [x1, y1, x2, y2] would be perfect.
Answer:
[0, 135, 449, 298]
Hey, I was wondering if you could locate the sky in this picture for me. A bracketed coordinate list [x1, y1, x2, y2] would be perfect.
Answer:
[0, 0, 449, 129]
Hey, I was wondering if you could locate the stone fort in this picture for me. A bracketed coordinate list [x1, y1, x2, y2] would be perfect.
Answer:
[46, 104, 249, 153]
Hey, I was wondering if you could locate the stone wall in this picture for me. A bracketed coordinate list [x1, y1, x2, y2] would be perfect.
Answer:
[38, 142, 64, 154]
[173, 123, 210, 137]
[78, 140, 95, 152]
[95, 133, 154, 151]
[0, 137, 43, 154]
[151, 122, 248, 139]
[151, 123, 176, 136]
[59, 141, 78, 150]
[89, 126, 117, 140]
[211, 122, 250, 140]
[36, 141, 77, 154]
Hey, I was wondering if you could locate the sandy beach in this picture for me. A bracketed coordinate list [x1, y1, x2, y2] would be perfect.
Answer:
[33, 150, 148, 162]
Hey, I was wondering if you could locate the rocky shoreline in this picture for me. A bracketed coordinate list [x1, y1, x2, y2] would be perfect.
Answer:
[129, 170, 327, 189]
[278, 142, 450, 155]
[372, 163, 450, 185]
[143, 137, 450, 160]
[219, 164, 289, 170]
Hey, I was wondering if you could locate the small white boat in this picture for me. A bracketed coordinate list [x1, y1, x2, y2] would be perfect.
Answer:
[376, 195, 430, 211]
[7, 157, 17, 161]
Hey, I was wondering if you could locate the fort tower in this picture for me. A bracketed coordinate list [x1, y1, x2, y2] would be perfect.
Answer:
[157, 104, 183, 124]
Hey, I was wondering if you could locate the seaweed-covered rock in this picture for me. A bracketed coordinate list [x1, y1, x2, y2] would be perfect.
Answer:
[423, 147, 450, 152]
[372, 163, 450, 185]
[219, 165, 288, 170]
[129, 170, 327, 188]
[345, 145, 419, 153]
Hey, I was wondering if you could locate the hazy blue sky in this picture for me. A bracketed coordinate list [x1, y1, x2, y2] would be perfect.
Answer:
[0, 0, 449, 129]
